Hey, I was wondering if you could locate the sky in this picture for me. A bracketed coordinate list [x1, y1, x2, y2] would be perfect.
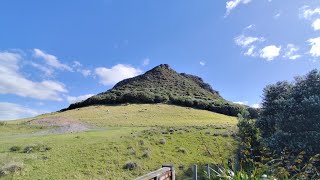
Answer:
[1, 0, 320, 120]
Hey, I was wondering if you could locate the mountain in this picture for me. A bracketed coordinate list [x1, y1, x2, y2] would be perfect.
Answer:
[63, 64, 258, 118]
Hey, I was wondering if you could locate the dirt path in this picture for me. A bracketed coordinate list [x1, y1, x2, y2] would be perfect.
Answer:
[25, 116, 91, 135]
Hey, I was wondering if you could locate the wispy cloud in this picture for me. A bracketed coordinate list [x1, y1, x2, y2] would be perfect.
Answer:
[142, 58, 150, 66]
[34, 49, 73, 71]
[234, 35, 265, 47]
[0, 102, 44, 120]
[72, 61, 91, 77]
[300, 6, 320, 20]
[233, 101, 261, 108]
[30, 62, 54, 76]
[225, 0, 252, 16]
[0, 51, 67, 101]
[273, 12, 281, 19]
[307, 37, 320, 57]
[95, 64, 142, 86]
[67, 94, 95, 104]
[283, 44, 301, 60]
[199, 61, 206, 66]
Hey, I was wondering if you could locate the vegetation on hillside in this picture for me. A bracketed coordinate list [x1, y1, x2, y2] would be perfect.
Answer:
[0, 104, 238, 179]
[64, 64, 258, 118]
[215, 69, 320, 179]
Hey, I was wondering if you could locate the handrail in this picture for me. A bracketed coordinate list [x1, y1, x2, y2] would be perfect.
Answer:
[135, 164, 175, 180]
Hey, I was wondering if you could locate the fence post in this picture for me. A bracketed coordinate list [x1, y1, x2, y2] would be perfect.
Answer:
[193, 164, 197, 180]
[162, 164, 175, 180]
[206, 164, 210, 179]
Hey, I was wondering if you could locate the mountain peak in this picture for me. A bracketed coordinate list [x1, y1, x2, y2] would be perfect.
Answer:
[64, 64, 258, 118]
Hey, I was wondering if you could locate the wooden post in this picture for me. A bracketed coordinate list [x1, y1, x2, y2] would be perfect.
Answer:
[206, 164, 210, 179]
[162, 164, 175, 180]
[193, 164, 197, 180]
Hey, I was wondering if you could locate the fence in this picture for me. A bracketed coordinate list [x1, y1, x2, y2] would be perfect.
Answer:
[135, 164, 215, 180]
[135, 164, 175, 180]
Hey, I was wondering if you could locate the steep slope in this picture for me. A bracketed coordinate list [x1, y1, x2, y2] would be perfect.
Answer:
[64, 64, 258, 117]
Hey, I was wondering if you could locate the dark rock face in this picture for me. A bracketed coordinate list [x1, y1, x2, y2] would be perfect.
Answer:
[62, 64, 258, 118]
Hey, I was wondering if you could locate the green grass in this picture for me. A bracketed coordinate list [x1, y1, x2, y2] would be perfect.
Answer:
[40, 104, 237, 127]
[0, 104, 238, 179]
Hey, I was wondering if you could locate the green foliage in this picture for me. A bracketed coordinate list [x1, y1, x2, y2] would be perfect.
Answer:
[0, 121, 6, 126]
[65, 64, 259, 118]
[236, 110, 262, 173]
[23, 144, 51, 153]
[9, 146, 21, 152]
[256, 69, 320, 156]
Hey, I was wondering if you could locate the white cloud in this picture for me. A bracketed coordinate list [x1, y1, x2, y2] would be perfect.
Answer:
[274, 12, 281, 19]
[30, 62, 54, 76]
[244, 46, 256, 56]
[307, 37, 320, 57]
[0, 51, 67, 101]
[72, 61, 82, 68]
[234, 35, 265, 47]
[312, 19, 320, 31]
[233, 101, 248, 105]
[251, 103, 261, 108]
[226, 0, 252, 16]
[67, 94, 94, 104]
[283, 44, 301, 60]
[142, 58, 150, 66]
[72, 60, 91, 77]
[300, 6, 320, 20]
[199, 61, 206, 66]
[234, 101, 261, 108]
[95, 64, 142, 86]
[33, 49, 72, 71]
[260, 45, 281, 61]
[244, 24, 255, 30]
[78, 69, 91, 77]
[0, 102, 43, 120]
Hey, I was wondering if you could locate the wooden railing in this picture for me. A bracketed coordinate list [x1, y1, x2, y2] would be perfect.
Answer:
[135, 164, 175, 180]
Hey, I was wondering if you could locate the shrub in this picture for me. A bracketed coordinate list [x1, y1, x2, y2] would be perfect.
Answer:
[177, 147, 187, 154]
[159, 138, 166, 145]
[256, 69, 320, 156]
[0, 121, 6, 126]
[23, 144, 51, 153]
[9, 146, 21, 152]
[142, 152, 150, 158]
[138, 140, 145, 146]
[123, 161, 138, 170]
[0, 161, 24, 177]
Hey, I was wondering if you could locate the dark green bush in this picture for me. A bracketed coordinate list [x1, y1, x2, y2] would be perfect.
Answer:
[9, 146, 21, 152]
[256, 69, 320, 156]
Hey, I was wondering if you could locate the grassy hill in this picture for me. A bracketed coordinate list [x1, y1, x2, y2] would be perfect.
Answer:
[0, 104, 238, 179]
[65, 64, 258, 118]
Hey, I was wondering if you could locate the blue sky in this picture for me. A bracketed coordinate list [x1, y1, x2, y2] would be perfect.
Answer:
[1, 0, 320, 120]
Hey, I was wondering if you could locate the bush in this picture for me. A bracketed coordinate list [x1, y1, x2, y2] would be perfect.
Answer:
[256, 69, 320, 156]
[23, 144, 51, 153]
[9, 146, 21, 152]
[177, 147, 187, 154]
[0, 121, 6, 126]
[0, 161, 24, 177]
[142, 152, 150, 158]
[123, 161, 138, 170]
[159, 138, 166, 145]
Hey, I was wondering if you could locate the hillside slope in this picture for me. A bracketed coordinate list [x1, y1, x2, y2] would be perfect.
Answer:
[64, 64, 258, 117]
[1, 104, 238, 179]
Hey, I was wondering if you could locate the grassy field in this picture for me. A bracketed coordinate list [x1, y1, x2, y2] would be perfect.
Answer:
[0, 104, 238, 179]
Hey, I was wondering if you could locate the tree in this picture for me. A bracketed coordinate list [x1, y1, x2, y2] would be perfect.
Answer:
[256, 69, 320, 155]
